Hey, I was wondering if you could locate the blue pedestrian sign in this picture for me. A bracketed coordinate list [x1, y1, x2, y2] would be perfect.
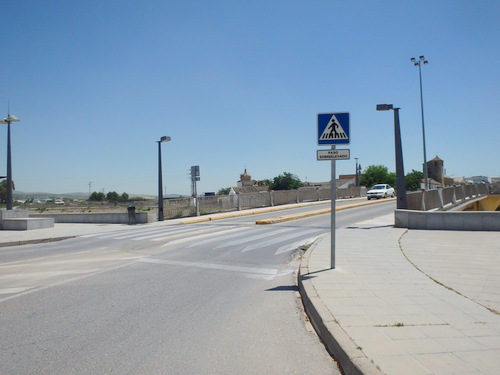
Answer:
[317, 112, 350, 145]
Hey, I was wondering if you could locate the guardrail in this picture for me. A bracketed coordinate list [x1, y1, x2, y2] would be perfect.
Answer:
[406, 183, 489, 211]
[164, 186, 366, 219]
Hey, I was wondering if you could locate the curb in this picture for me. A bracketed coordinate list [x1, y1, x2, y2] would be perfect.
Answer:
[298, 236, 381, 375]
[180, 200, 338, 224]
[0, 236, 76, 248]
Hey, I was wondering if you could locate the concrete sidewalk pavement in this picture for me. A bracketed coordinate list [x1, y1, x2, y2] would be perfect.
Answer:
[299, 214, 500, 375]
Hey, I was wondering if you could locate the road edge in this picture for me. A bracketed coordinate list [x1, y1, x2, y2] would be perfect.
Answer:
[298, 236, 382, 375]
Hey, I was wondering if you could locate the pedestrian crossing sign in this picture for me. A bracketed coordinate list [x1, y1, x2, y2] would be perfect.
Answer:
[317, 112, 350, 145]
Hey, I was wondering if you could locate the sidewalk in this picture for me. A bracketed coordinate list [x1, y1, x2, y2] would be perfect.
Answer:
[299, 214, 500, 375]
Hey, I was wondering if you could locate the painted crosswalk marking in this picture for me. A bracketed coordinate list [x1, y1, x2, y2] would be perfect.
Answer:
[214, 227, 295, 249]
[138, 257, 292, 280]
[242, 228, 322, 252]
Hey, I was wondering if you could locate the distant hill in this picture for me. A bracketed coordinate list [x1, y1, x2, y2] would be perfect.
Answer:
[12, 191, 185, 200]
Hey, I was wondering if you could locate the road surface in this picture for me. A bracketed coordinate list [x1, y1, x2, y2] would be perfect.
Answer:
[0, 201, 395, 374]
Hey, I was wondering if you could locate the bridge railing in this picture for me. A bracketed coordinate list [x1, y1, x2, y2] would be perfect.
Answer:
[406, 183, 490, 211]
[163, 186, 366, 219]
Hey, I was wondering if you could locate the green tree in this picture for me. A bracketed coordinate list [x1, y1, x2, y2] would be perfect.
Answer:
[120, 192, 129, 201]
[0, 179, 15, 203]
[106, 191, 120, 202]
[217, 187, 231, 195]
[89, 191, 105, 202]
[360, 165, 395, 188]
[269, 172, 303, 191]
[405, 170, 424, 191]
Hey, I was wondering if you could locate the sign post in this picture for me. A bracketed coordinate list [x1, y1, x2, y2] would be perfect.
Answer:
[317, 112, 350, 269]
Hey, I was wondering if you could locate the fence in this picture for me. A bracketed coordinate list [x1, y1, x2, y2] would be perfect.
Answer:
[406, 183, 489, 211]
[163, 186, 366, 219]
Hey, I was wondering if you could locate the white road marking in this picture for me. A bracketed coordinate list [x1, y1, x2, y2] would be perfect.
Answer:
[274, 236, 320, 255]
[242, 228, 322, 252]
[139, 257, 279, 276]
[214, 227, 295, 249]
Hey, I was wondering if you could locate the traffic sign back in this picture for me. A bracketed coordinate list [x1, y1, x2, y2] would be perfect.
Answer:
[317, 112, 350, 145]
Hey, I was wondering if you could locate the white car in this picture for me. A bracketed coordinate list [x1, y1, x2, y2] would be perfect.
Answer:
[366, 184, 395, 200]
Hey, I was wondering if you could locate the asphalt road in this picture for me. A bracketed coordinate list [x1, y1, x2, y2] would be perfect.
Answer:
[0, 200, 395, 374]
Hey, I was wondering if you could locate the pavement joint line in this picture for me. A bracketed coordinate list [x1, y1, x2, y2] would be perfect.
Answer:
[397, 229, 500, 316]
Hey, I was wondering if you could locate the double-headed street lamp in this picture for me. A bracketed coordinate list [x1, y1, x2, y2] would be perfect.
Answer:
[411, 55, 429, 190]
[0, 114, 20, 210]
[376, 104, 408, 209]
[355, 157, 361, 187]
[157, 136, 171, 221]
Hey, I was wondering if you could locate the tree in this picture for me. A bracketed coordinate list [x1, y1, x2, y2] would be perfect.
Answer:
[269, 172, 303, 191]
[106, 191, 120, 202]
[217, 187, 231, 195]
[360, 165, 395, 188]
[120, 192, 129, 201]
[89, 191, 105, 202]
[405, 170, 424, 191]
[0, 179, 15, 203]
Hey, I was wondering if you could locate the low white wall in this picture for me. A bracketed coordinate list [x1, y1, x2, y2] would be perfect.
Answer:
[406, 184, 488, 211]
[31, 212, 155, 224]
[395, 209, 500, 231]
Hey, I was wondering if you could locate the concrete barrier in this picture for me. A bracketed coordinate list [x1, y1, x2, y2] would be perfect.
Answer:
[406, 184, 488, 211]
[423, 189, 442, 210]
[31, 212, 155, 224]
[1, 209, 55, 231]
[395, 208, 500, 231]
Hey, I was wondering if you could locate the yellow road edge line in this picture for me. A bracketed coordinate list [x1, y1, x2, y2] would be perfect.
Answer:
[180, 197, 395, 225]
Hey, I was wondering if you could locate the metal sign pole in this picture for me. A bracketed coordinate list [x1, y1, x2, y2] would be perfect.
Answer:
[317, 112, 350, 270]
[331, 145, 336, 269]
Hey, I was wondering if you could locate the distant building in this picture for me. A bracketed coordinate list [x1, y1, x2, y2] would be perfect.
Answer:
[237, 169, 255, 188]
[234, 169, 268, 194]
[427, 156, 445, 186]
[426, 155, 456, 188]
[466, 176, 491, 184]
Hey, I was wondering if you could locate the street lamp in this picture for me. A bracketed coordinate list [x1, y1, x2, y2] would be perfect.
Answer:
[0, 114, 20, 210]
[411, 55, 429, 190]
[376, 104, 408, 209]
[355, 157, 361, 187]
[157, 136, 171, 221]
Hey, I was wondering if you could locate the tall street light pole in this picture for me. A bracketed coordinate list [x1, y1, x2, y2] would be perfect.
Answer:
[0, 114, 20, 210]
[411, 55, 429, 190]
[157, 136, 171, 221]
[376, 104, 408, 209]
[355, 157, 361, 187]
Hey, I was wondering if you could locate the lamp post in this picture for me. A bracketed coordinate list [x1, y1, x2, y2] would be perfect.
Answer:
[0, 114, 20, 210]
[376, 104, 407, 209]
[355, 157, 361, 187]
[157, 136, 171, 221]
[411, 55, 429, 190]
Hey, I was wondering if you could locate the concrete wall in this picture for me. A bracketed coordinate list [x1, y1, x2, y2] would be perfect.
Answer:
[395, 209, 500, 231]
[1, 209, 55, 231]
[162, 186, 367, 220]
[406, 183, 488, 211]
[31, 211, 155, 224]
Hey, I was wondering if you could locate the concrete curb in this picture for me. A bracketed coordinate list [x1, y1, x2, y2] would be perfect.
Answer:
[0, 236, 76, 248]
[180, 200, 337, 224]
[298, 237, 381, 375]
[257, 197, 396, 224]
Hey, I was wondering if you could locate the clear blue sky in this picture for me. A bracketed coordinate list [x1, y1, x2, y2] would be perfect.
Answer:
[1, 0, 499, 196]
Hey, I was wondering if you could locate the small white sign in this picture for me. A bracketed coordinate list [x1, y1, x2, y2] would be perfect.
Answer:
[317, 149, 350, 160]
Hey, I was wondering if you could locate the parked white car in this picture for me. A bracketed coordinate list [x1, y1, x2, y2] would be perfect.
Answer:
[366, 184, 395, 200]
